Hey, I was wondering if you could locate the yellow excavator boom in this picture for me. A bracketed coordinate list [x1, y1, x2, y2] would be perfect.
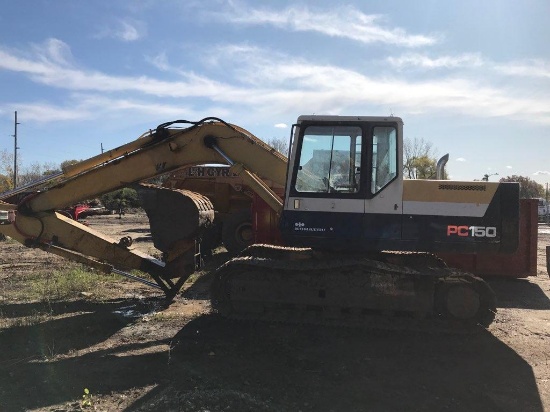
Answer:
[0, 118, 288, 298]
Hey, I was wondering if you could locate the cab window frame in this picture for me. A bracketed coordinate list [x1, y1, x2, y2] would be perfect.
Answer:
[289, 120, 400, 199]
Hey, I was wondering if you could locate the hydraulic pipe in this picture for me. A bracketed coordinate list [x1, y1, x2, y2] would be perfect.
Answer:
[207, 140, 283, 214]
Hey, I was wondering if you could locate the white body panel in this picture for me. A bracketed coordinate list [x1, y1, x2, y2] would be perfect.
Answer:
[288, 177, 403, 214]
[288, 197, 365, 213]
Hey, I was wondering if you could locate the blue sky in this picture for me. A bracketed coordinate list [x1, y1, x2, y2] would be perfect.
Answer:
[0, 0, 549, 185]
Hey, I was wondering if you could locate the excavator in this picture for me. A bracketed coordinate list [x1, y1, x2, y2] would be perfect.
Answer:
[0, 115, 520, 328]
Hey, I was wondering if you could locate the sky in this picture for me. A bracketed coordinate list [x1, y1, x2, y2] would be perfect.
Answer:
[0, 0, 549, 186]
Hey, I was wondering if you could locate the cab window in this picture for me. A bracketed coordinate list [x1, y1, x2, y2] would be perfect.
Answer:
[371, 127, 397, 193]
[295, 125, 362, 194]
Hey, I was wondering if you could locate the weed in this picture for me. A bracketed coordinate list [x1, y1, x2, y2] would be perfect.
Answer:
[29, 266, 116, 302]
[44, 339, 56, 361]
[81, 388, 93, 408]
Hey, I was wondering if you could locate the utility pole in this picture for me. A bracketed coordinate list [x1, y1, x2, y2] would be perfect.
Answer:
[12, 111, 20, 188]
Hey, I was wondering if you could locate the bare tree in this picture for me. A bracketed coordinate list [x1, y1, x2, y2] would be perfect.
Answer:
[17, 161, 58, 186]
[267, 137, 289, 156]
[0, 153, 73, 192]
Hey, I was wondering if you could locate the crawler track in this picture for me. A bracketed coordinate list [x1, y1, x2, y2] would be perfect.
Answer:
[210, 245, 496, 330]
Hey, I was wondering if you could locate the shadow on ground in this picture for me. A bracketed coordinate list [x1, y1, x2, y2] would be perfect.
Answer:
[0, 298, 168, 410]
[489, 278, 550, 310]
[0, 306, 544, 411]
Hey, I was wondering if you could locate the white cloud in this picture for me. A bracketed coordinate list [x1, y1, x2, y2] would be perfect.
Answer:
[195, 45, 550, 122]
[534, 171, 550, 176]
[6, 102, 90, 122]
[95, 19, 145, 42]
[37, 38, 74, 66]
[118, 21, 141, 41]
[0, 94, 227, 123]
[506, 165, 513, 169]
[0, 43, 68, 75]
[148, 52, 171, 72]
[215, 5, 438, 47]
[387, 53, 484, 70]
[455, 157, 467, 162]
[2, 40, 550, 125]
[495, 59, 550, 79]
[274, 123, 287, 128]
[0, 41, 238, 98]
[388, 54, 550, 82]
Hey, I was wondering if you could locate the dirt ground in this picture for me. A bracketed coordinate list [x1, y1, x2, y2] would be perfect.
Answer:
[0, 213, 549, 412]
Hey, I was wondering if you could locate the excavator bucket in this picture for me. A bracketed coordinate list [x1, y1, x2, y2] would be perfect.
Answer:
[136, 183, 214, 279]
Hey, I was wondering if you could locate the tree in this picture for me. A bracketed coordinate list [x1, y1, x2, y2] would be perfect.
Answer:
[0, 174, 11, 192]
[499, 175, 544, 199]
[60, 159, 81, 172]
[267, 137, 289, 155]
[0, 149, 14, 191]
[17, 161, 58, 186]
[0, 155, 81, 193]
[408, 155, 438, 179]
[403, 137, 446, 179]
[0, 150, 61, 192]
[100, 188, 141, 211]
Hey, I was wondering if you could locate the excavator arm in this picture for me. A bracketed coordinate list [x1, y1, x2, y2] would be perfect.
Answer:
[0, 118, 288, 298]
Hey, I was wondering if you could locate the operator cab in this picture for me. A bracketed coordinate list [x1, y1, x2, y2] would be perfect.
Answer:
[280, 115, 519, 255]
[280, 115, 404, 251]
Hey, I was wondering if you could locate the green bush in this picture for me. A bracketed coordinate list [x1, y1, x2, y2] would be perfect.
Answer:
[100, 188, 141, 211]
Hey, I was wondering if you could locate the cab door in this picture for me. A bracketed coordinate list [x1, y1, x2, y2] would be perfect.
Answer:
[363, 124, 403, 247]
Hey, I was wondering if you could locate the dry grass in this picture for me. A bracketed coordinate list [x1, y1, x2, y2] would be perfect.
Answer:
[25, 266, 118, 302]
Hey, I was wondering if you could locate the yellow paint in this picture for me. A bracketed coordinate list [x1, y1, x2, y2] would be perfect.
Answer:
[403, 180, 498, 204]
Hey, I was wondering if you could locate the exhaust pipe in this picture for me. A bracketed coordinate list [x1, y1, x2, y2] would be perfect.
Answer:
[436, 154, 449, 180]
